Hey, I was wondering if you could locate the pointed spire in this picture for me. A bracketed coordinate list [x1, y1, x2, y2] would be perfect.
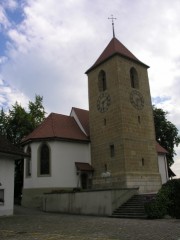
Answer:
[86, 38, 149, 74]
[108, 15, 116, 38]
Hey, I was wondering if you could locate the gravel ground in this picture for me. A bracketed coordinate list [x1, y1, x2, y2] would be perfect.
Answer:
[0, 205, 180, 240]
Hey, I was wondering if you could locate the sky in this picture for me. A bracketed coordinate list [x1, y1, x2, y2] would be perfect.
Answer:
[0, 0, 180, 177]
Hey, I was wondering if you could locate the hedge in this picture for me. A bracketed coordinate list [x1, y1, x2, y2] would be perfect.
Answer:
[144, 179, 180, 219]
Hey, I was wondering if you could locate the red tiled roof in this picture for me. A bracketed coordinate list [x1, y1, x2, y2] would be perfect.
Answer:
[0, 135, 26, 157]
[22, 109, 168, 156]
[86, 37, 148, 73]
[22, 113, 89, 144]
[156, 142, 168, 154]
[72, 107, 90, 136]
[75, 162, 94, 172]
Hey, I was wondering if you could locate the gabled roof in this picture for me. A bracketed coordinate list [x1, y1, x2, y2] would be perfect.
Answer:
[86, 37, 149, 73]
[22, 112, 89, 144]
[71, 107, 89, 136]
[0, 135, 26, 158]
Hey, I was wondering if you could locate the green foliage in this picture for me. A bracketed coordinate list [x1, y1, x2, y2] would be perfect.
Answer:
[144, 198, 166, 219]
[0, 95, 46, 145]
[28, 95, 46, 129]
[0, 95, 46, 200]
[145, 179, 180, 219]
[153, 106, 180, 166]
[161, 179, 180, 218]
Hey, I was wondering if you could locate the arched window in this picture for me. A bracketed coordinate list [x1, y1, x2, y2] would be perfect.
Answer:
[26, 146, 31, 177]
[98, 70, 107, 92]
[130, 67, 139, 89]
[39, 143, 50, 175]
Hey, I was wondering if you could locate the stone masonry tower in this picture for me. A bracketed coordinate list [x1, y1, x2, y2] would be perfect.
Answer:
[86, 37, 161, 193]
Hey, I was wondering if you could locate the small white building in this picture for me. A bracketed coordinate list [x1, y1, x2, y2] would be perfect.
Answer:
[21, 108, 93, 207]
[0, 136, 25, 216]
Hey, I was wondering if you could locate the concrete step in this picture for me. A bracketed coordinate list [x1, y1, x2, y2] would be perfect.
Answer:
[111, 194, 155, 219]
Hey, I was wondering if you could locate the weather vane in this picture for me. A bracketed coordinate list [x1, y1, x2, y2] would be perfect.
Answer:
[108, 14, 117, 38]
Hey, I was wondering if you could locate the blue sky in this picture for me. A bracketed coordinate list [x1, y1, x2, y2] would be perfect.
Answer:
[0, 0, 180, 177]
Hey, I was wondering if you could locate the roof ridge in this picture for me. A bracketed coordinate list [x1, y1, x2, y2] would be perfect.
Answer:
[72, 107, 89, 112]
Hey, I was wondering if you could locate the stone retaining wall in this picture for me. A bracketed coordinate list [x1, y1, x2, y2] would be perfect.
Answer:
[42, 188, 138, 216]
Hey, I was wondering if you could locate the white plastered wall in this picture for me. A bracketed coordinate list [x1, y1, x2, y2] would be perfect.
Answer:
[158, 153, 169, 184]
[0, 156, 15, 216]
[23, 141, 91, 189]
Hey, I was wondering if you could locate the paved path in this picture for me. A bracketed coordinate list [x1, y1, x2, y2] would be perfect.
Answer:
[0, 205, 180, 240]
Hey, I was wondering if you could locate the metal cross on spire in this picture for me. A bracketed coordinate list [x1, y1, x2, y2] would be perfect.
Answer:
[108, 14, 117, 38]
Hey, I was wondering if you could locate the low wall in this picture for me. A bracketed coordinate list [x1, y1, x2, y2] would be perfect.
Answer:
[42, 188, 138, 216]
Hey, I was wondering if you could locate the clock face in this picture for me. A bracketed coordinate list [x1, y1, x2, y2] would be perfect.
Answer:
[97, 92, 111, 113]
[130, 90, 144, 110]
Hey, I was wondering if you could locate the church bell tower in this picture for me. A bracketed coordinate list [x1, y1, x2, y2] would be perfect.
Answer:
[86, 34, 161, 193]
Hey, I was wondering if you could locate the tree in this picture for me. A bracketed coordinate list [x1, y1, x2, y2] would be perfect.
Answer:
[0, 95, 46, 145]
[0, 95, 46, 200]
[28, 95, 46, 130]
[153, 106, 180, 166]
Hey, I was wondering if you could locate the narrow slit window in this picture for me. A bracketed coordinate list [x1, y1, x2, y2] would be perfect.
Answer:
[130, 67, 139, 89]
[138, 116, 141, 124]
[142, 158, 145, 166]
[0, 189, 4, 205]
[98, 70, 107, 92]
[39, 143, 50, 175]
[110, 144, 115, 158]
[104, 164, 107, 172]
[26, 146, 32, 177]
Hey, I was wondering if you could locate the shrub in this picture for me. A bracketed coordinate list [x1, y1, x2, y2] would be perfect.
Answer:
[163, 179, 180, 219]
[145, 178, 180, 219]
[144, 198, 166, 219]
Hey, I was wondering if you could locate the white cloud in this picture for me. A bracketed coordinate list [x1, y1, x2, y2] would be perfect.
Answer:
[0, 4, 10, 29]
[0, 78, 29, 111]
[0, 0, 180, 176]
[3, 0, 18, 11]
[0, 56, 7, 64]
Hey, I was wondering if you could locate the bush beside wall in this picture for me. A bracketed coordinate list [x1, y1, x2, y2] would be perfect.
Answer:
[145, 179, 180, 219]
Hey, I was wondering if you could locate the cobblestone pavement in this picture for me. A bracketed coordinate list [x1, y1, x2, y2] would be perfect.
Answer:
[0, 206, 180, 240]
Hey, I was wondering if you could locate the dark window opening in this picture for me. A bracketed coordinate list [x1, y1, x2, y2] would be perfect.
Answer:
[40, 144, 50, 175]
[138, 116, 141, 124]
[104, 118, 106, 126]
[104, 164, 107, 172]
[0, 189, 4, 205]
[142, 158, 145, 166]
[81, 173, 88, 189]
[110, 144, 115, 158]
[26, 146, 31, 177]
[98, 70, 107, 92]
[130, 67, 139, 89]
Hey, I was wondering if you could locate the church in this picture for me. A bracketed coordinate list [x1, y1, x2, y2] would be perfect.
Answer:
[21, 33, 170, 208]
